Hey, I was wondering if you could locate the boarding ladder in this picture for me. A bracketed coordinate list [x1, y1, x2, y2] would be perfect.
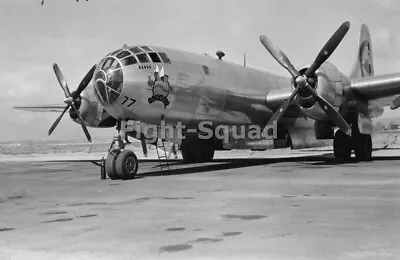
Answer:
[155, 139, 170, 172]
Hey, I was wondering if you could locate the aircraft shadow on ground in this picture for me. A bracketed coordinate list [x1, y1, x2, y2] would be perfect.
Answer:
[308, 155, 400, 166]
[137, 153, 400, 179]
[305, 145, 390, 153]
[136, 155, 334, 179]
[45, 151, 400, 180]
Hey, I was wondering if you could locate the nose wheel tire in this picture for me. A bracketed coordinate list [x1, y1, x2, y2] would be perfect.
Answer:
[354, 134, 372, 161]
[115, 150, 138, 180]
[105, 150, 121, 180]
[333, 130, 351, 162]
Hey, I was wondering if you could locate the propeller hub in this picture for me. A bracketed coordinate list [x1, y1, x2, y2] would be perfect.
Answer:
[295, 76, 307, 87]
[63, 97, 73, 104]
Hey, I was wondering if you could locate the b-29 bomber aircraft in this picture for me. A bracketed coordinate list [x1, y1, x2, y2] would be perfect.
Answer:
[15, 22, 400, 180]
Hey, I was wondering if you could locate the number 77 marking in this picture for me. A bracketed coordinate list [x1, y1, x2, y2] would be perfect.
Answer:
[121, 96, 136, 108]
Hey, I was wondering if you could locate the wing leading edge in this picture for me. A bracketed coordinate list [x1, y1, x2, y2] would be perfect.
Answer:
[13, 104, 66, 113]
[349, 73, 400, 101]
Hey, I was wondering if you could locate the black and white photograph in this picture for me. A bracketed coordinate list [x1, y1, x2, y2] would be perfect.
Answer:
[1, 0, 400, 259]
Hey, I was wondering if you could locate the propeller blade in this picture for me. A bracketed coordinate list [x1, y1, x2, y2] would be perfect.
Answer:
[304, 21, 350, 78]
[260, 35, 300, 78]
[303, 84, 351, 135]
[53, 63, 71, 98]
[70, 103, 92, 142]
[73, 64, 97, 99]
[48, 104, 70, 136]
[264, 88, 299, 129]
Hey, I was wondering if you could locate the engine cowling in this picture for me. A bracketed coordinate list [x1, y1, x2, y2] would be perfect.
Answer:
[296, 62, 349, 121]
[70, 87, 117, 128]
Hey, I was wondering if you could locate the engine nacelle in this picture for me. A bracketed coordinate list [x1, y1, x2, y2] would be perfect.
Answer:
[70, 87, 117, 128]
[296, 62, 349, 121]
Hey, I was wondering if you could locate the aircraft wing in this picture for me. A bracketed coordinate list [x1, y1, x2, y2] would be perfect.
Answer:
[266, 72, 400, 113]
[350, 73, 400, 100]
[13, 104, 66, 113]
[349, 73, 400, 108]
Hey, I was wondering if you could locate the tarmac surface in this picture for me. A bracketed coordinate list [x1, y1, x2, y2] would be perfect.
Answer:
[1, 149, 400, 260]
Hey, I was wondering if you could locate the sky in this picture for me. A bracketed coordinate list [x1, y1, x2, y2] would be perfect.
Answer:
[1, 0, 400, 142]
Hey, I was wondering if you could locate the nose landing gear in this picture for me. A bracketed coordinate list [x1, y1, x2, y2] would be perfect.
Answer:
[105, 132, 139, 180]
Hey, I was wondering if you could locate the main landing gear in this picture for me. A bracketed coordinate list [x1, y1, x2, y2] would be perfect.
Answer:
[181, 136, 215, 163]
[333, 123, 372, 162]
[105, 134, 138, 180]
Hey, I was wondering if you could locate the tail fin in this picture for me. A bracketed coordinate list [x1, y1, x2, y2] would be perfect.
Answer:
[349, 24, 374, 79]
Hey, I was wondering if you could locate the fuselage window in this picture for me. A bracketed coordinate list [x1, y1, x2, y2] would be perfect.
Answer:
[158, 52, 171, 64]
[121, 56, 137, 66]
[116, 51, 130, 59]
[130, 47, 143, 54]
[202, 65, 210, 75]
[148, 52, 161, 63]
[141, 46, 153, 52]
[137, 53, 150, 63]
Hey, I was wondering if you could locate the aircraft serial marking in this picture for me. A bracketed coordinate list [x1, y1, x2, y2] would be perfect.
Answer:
[121, 96, 136, 108]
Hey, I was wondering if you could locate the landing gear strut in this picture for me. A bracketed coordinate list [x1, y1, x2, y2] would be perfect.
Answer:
[105, 132, 139, 180]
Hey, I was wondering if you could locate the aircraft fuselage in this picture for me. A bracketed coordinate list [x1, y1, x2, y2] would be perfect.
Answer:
[93, 46, 292, 128]
[88, 45, 353, 149]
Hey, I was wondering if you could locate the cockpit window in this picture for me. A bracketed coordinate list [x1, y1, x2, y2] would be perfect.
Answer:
[130, 47, 143, 54]
[137, 53, 149, 63]
[111, 49, 121, 56]
[94, 57, 124, 105]
[102, 57, 113, 70]
[158, 52, 171, 64]
[141, 46, 153, 52]
[111, 59, 121, 69]
[121, 56, 137, 66]
[148, 52, 161, 63]
[106, 69, 123, 104]
[102, 57, 121, 71]
[116, 51, 130, 59]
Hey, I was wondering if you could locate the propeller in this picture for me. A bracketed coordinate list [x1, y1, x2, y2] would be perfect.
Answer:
[48, 63, 97, 142]
[260, 21, 352, 136]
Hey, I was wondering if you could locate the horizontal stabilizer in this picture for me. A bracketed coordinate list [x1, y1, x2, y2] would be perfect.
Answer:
[13, 104, 66, 113]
